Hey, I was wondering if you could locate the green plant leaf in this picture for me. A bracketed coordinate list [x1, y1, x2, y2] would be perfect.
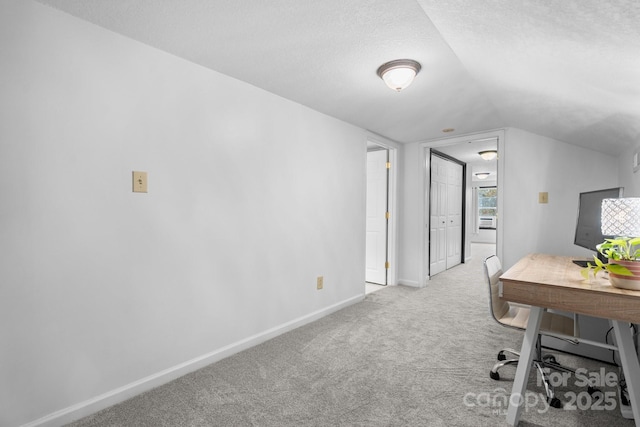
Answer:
[580, 267, 590, 280]
[607, 263, 634, 276]
[595, 237, 640, 260]
[607, 238, 628, 246]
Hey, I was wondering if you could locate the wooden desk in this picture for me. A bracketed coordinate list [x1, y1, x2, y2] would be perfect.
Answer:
[500, 253, 640, 426]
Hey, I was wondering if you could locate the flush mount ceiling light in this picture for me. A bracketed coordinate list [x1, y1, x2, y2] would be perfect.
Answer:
[376, 59, 421, 92]
[475, 172, 491, 180]
[478, 150, 498, 161]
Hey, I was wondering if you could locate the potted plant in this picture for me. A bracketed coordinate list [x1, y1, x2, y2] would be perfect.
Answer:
[581, 237, 640, 290]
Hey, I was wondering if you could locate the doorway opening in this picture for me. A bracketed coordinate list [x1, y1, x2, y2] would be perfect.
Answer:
[422, 131, 503, 283]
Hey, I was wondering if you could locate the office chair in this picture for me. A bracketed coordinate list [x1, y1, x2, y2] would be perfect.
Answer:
[483, 255, 585, 408]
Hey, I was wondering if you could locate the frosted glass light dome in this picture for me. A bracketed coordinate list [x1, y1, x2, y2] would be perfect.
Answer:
[377, 59, 421, 92]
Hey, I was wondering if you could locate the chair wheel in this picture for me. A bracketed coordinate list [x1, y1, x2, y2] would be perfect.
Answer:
[588, 386, 603, 399]
[490, 371, 500, 380]
[497, 351, 506, 361]
[548, 397, 562, 408]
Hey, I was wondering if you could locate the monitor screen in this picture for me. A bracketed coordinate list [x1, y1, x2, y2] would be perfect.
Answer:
[574, 187, 623, 252]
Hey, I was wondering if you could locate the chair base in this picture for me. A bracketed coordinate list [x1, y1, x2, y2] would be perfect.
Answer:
[489, 344, 580, 408]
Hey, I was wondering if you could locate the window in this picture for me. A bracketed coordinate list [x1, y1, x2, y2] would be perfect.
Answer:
[478, 186, 497, 229]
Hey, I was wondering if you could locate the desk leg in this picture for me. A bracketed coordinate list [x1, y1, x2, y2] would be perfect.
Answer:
[612, 321, 640, 426]
[506, 306, 544, 426]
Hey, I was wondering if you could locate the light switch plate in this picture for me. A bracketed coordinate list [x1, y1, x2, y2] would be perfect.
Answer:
[538, 192, 548, 204]
[132, 171, 148, 193]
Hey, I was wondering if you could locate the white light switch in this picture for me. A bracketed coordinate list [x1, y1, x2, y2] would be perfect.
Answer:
[539, 192, 548, 204]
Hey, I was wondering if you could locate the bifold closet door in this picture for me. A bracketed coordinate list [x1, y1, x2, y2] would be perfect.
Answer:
[430, 154, 462, 276]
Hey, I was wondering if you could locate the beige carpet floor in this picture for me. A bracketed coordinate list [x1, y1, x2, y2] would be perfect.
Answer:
[67, 244, 634, 426]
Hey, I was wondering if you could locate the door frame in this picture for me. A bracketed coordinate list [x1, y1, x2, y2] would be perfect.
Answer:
[366, 137, 398, 286]
[365, 147, 389, 285]
[421, 129, 505, 284]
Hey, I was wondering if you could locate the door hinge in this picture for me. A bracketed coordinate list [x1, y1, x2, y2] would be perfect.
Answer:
[386, 161, 391, 169]
[385, 211, 390, 219]
[385, 262, 390, 269]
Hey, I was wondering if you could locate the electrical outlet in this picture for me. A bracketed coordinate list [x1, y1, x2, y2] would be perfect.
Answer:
[317, 276, 323, 290]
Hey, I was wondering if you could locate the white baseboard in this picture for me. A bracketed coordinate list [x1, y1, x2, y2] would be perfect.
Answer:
[398, 278, 421, 287]
[22, 294, 365, 427]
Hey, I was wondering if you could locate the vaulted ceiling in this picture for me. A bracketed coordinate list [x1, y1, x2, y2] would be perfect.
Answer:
[37, 0, 640, 155]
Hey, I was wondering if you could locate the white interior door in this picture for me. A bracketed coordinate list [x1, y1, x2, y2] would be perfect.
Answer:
[365, 149, 388, 284]
[429, 156, 447, 276]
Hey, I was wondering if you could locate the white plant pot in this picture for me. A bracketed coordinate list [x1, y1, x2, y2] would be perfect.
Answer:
[609, 260, 640, 291]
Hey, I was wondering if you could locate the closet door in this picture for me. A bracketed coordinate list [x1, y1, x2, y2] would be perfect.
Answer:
[429, 156, 447, 276]
[430, 154, 463, 276]
[445, 161, 463, 269]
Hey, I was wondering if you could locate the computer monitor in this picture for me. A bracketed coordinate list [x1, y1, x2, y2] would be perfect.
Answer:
[574, 187, 623, 253]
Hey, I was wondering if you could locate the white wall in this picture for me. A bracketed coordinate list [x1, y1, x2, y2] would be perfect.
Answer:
[397, 143, 423, 286]
[398, 128, 620, 284]
[501, 128, 619, 269]
[618, 143, 640, 197]
[0, 2, 366, 426]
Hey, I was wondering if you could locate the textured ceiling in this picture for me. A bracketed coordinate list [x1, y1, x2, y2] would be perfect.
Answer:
[36, 0, 640, 154]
